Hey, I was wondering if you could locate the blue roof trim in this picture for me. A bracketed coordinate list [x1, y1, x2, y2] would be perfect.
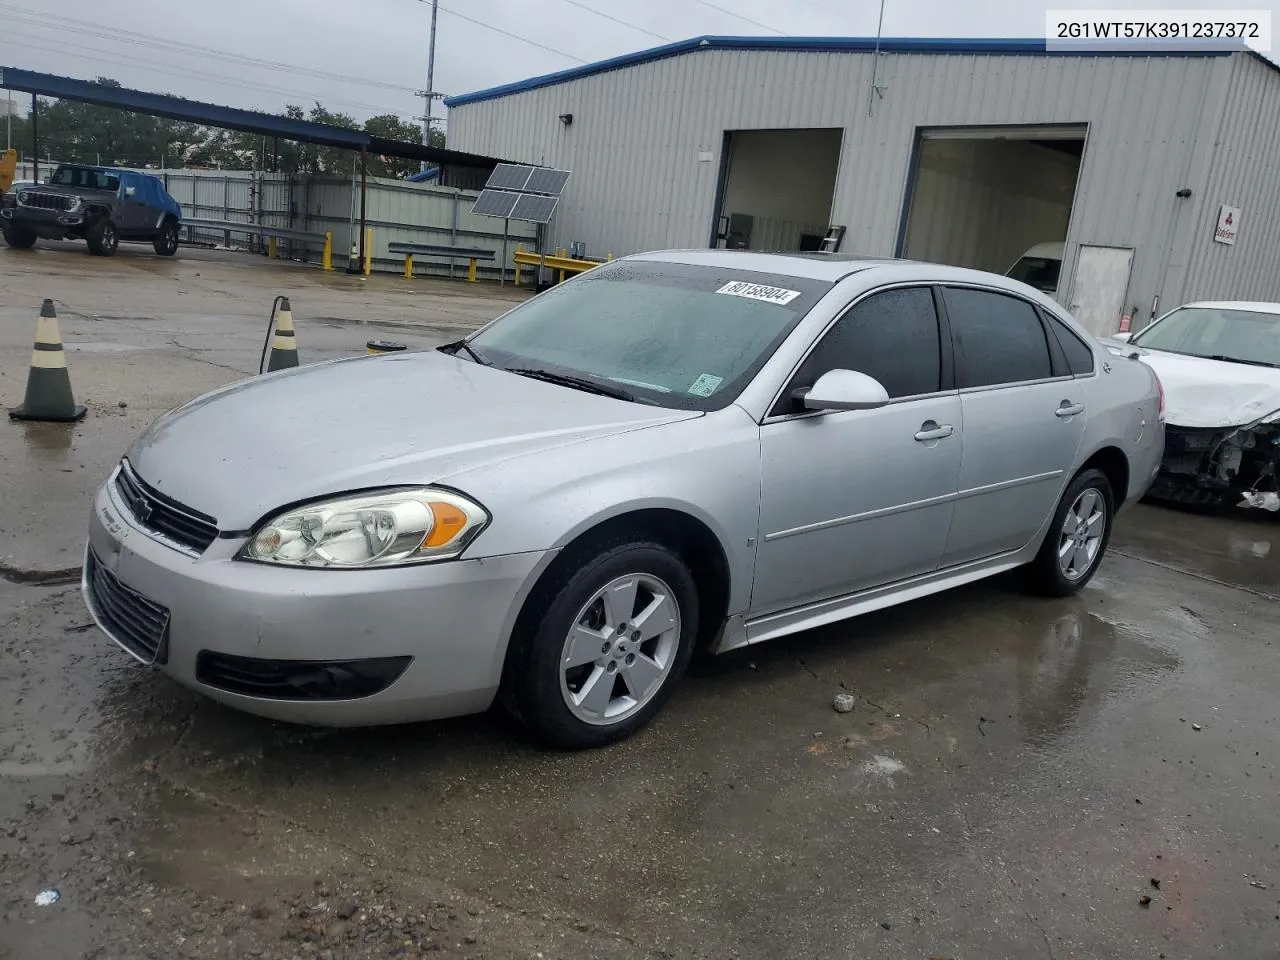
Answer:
[444, 34, 1242, 107]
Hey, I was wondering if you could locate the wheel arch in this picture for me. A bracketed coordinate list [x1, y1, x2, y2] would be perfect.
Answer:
[1078, 445, 1131, 505]
[508, 504, 734, 658]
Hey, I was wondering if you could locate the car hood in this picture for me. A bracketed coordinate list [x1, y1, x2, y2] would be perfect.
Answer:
[1127, 348, 1280, 428]
[128, 351, 699, 529]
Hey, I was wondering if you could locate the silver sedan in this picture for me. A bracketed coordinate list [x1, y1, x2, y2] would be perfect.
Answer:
[83, 251, 1165, 748]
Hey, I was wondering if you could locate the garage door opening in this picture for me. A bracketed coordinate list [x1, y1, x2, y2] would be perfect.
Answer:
[712, 128, 842, 252]
[898, 126, 1086, 296]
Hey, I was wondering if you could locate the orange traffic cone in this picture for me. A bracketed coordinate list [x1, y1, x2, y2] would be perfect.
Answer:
[9, 299, 87, 422]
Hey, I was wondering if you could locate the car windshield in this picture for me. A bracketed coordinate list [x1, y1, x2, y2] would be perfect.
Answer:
[465, 260, 833, 410]
[50, 166, 121, 192]
[1132, 306, 1280, 368]
[1007, 256, 1061, 293]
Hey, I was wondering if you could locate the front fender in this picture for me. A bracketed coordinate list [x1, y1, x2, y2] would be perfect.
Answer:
[449, 408, 762, 616]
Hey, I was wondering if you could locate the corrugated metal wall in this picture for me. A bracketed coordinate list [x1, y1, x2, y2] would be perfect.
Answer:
[448, 48, 1248, 316]
[1182, 53, 1280, 305]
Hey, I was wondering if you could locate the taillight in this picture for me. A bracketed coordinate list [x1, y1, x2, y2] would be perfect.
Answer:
[1154, 370, 1166, 422]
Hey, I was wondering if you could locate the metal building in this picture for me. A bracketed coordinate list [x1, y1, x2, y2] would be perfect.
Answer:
[445, 37, 1280, 337]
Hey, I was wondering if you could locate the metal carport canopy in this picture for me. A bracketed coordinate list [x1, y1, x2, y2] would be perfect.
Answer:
[0, 66, 503, 167]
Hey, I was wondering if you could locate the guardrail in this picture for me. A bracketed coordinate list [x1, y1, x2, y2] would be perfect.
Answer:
[512, 244, 613, 286]
[181, 217, 334, 270]
[388, 242, 495, 283]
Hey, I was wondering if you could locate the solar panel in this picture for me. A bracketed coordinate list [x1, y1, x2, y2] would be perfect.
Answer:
[485, 163, 534, 191]
[524, 167, 572, 196]
[510, 194, 559, 224]
[470, 189, 520, 218]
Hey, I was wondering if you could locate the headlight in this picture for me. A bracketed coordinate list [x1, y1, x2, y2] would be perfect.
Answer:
[64, 196, 82, 212]
[240, 488, 489, 568]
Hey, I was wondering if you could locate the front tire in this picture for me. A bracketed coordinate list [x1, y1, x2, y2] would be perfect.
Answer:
[502, 537, 698, 749]
[87, 219, 118, 257]
[1020, 468, 1115, 597]
[153, 219, 179, 256]
[2, 223, 37, 249]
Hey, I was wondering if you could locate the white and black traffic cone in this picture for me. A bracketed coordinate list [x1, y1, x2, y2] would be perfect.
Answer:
[265, 298, 300, 372]
[9, 299, 87, 422]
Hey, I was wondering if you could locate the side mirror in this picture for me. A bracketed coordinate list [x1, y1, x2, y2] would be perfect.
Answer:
[794, 369, 890, 412]
[1109, 331, 1133, 343]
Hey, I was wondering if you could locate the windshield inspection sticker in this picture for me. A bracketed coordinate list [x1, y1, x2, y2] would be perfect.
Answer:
[715, 281, 801, 305]
[688, 373, 724, 397]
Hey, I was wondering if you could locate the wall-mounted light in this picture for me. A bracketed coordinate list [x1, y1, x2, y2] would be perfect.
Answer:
[559, 113, 573, 126]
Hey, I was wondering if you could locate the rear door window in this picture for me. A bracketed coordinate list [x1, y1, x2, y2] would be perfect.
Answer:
[943, 288, 1053, 388]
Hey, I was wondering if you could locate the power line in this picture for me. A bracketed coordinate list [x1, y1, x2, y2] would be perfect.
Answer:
[689, 0, 786, 35]
[0, 2, 421, 93]
[2, 31, 419, 120]
[425, 1, 588, 63]
[554, 0, 672, 42]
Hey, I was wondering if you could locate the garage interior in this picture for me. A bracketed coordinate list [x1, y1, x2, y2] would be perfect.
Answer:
[899, 126, 1086, 292]
[714, 128, 842, 251]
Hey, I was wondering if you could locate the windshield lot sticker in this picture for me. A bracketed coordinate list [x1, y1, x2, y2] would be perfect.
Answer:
[688, 373, 724, 397]
[715, 281, 801, 305]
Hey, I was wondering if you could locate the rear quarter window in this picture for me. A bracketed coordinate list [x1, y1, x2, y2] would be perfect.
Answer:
[1047, 316, 1096, 375]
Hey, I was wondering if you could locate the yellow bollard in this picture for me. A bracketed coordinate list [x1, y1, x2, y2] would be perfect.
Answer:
[404, 254, 414, 280]
[467, 257, 478, 283]
[514, 243, 523, 287]
[322, 232, 333, 271]
[267, 236, 277, 259]
[607, 253, 614, 262]
[363, 228, 373, 276]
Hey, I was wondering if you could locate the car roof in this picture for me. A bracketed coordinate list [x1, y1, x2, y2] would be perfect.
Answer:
[1017, 242, 1065, 260]
[626, 248, 1048, 291]
[1180, 300, 1280, 315]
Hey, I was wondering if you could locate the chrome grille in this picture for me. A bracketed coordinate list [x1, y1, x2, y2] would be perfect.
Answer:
[85, 549, 170, 664]
[115, 460, 219, 553]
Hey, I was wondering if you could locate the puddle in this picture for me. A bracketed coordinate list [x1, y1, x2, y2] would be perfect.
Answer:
[1015, 609, 1181, 747]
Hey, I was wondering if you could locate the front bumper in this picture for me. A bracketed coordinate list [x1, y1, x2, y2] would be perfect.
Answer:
[82, 475, 550, 726]
[2, 206, 85, 237]
[1151, 421, 1280, 507]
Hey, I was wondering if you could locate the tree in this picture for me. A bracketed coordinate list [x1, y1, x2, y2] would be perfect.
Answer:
[2, 78, 431, 178]
[364, 114, 428, 178]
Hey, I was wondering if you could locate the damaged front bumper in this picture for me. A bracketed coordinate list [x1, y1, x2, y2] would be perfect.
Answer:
[1149, 412, 1280, 511]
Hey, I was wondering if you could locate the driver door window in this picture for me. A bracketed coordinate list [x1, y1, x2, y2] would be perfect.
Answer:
[773, 286, 943, 416]
[752, 286, 962, 619]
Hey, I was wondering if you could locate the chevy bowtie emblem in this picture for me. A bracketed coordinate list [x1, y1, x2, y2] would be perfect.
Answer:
[134, 496, 153, 523]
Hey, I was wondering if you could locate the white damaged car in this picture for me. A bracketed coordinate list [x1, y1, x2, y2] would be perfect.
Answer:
[1109, 301, 1280, 512]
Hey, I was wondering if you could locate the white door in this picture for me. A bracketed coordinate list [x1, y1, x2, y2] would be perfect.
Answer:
[1067, 245, 1134, 337]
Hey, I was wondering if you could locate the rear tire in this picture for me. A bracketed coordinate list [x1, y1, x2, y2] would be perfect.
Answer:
[1019, 468, 1115, 597]
[87, 219, 118, 257]
[501, 536, 698, 749]
[2, 223, 36, 249]
[153, 219, 179, 256]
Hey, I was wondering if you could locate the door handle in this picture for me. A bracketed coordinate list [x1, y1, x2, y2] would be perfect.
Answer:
[1056, 401, 1086, 418]
[914, 422, 955, 442]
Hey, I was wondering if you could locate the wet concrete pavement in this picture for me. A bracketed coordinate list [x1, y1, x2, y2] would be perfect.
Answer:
[2, 247, 1279, 960]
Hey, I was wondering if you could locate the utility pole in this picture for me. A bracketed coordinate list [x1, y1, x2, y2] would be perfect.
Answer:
[6, 88, 11, 151]
[421, 0, 439, 171]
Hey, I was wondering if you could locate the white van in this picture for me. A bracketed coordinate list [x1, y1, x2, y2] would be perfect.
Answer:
[1006, 242, 1064, 295]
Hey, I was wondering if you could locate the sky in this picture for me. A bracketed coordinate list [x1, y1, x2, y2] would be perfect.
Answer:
[1, 0, 1277, 129]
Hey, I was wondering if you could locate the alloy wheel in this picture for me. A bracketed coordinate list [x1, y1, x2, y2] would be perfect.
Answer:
[1058, 487, 1106, 581]
[559, 573, 681, 726]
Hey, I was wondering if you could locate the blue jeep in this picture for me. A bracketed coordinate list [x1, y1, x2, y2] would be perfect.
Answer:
[1, 165, 183, 257]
